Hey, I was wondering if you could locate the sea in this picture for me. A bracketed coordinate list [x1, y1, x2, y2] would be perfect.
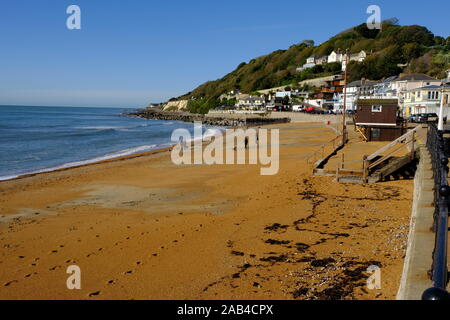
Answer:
[0, 105, 221, 181]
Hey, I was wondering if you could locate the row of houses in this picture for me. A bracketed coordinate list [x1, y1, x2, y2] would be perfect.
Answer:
[338, 72, 450, 116]
[296, 50, 367, 72]
[234, 91, 309, 110]
[215, 70, 450, 115]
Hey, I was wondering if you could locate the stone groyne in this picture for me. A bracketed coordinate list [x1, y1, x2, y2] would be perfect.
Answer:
[129, 109, 291, 127]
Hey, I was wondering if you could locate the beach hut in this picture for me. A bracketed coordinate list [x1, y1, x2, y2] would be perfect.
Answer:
[355, 98, 406, 141]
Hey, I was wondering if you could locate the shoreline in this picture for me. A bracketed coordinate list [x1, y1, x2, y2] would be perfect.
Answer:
[0, 145, 175, 184]
[0, 122, 413, 300]
[0, 116, 227, 183]
[1, 112, 284, 184]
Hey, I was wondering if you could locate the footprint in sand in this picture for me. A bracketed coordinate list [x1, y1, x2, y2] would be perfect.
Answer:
[24, 272, 37, 278]
[89, 291, 101, 297]
[4, 280, 18, 287]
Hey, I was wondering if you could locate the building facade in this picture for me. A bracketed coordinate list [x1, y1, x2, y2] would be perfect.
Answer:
[404, 85, 450, 116]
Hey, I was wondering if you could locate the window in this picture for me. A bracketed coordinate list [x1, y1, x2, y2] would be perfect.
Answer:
[436, 92, 439, 100]
[371, 105, 382, 112]
[428, 91, 432, 100]
[371, 128, 381, 138]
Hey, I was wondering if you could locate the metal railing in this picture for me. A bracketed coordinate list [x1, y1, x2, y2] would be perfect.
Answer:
[422, 123, 450, 300]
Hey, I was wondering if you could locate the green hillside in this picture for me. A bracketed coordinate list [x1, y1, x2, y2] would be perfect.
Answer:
[176, 20, 450, 113]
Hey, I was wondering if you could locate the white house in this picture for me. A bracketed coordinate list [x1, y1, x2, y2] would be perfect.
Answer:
[339, 79, 379, 111]
[306, 56, 316, 64]
[349, 51, 367, 62]
[342, 51, 368, 71]
[297, 55, 328, 72]
[404, 85, 450, 116]
[237, 95, 266, 110]
[275, 92, 291, 98]
[391, 74, 441, 115]
[328, 51, 344, 64]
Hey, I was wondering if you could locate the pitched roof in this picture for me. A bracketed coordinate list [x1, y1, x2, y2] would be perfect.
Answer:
[410, 84, 450, 91]
[347, 79, 378, 87]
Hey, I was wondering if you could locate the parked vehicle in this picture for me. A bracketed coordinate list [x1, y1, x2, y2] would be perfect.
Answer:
[418, 113, 439, 123]
[292, 105, 304, 112]
[408, 114, 419, 123]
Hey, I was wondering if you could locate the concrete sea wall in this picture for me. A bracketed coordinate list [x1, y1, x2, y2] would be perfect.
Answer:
[396, 146, 435, 300]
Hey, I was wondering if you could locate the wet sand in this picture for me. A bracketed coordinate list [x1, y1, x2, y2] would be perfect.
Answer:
[0, 122, 413, 300]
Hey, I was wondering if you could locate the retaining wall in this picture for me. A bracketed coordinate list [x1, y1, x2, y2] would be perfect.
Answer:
[396, 146, 435, 300]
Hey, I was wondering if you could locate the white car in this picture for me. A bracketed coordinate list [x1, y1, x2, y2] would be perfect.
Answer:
[292, 105, 304, 112]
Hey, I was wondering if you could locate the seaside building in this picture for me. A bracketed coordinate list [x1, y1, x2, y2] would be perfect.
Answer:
[391, 73, 441, 116]
[219, 89, 241, 102]
[297, 50, 366, 73]
[296, 55, 328, 72]
[307, 75, 344, 110]
[339, 79, 379, 111]
[404, 85, 450, 116]
[237, 95, 266, 110]
[328, 50, 344, 64]
[372, 76, 399, 99]
[355, 98, 405, 141]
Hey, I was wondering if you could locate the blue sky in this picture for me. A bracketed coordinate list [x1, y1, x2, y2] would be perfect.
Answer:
[0, 0, 449, 108]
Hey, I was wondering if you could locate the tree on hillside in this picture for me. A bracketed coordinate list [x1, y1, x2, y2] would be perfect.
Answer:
[302, 40, 315, 47]
[354, 23, 380, 39]
[402, 43, 424, 61]
[175, 22, 449, 114]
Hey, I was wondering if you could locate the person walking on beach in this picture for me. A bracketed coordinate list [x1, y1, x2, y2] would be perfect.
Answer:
[256, 126, 260, 146]
[179, 136, 185, 151]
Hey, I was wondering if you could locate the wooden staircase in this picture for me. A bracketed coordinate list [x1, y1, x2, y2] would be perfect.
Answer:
[335, 126, 422, 183]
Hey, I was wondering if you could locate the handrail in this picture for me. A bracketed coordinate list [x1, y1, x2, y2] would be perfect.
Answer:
[422, 123, 450, 300]
[366, 125, 421, 162]
[368, 137, 416, 170]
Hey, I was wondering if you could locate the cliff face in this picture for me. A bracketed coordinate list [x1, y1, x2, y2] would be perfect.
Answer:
[163, 100, 188, 111]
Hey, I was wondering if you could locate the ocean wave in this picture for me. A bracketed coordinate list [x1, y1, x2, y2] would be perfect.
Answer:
[0, 143, 173, 182]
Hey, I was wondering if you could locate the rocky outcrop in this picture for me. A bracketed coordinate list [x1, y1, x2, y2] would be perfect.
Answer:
[129, 109, 290, 127]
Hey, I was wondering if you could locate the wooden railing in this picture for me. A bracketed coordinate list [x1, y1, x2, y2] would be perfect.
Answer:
[334, 126, 421, 182]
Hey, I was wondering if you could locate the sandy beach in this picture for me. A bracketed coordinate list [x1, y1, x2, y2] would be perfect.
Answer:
[0, 122, 413, 300]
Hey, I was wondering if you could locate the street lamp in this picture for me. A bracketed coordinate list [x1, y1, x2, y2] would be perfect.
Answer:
[341, 50, 349, 145]
[438, 81, 445, 131]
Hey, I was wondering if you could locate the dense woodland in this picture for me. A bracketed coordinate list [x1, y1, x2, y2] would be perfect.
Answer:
[177, 20, 450, 114]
